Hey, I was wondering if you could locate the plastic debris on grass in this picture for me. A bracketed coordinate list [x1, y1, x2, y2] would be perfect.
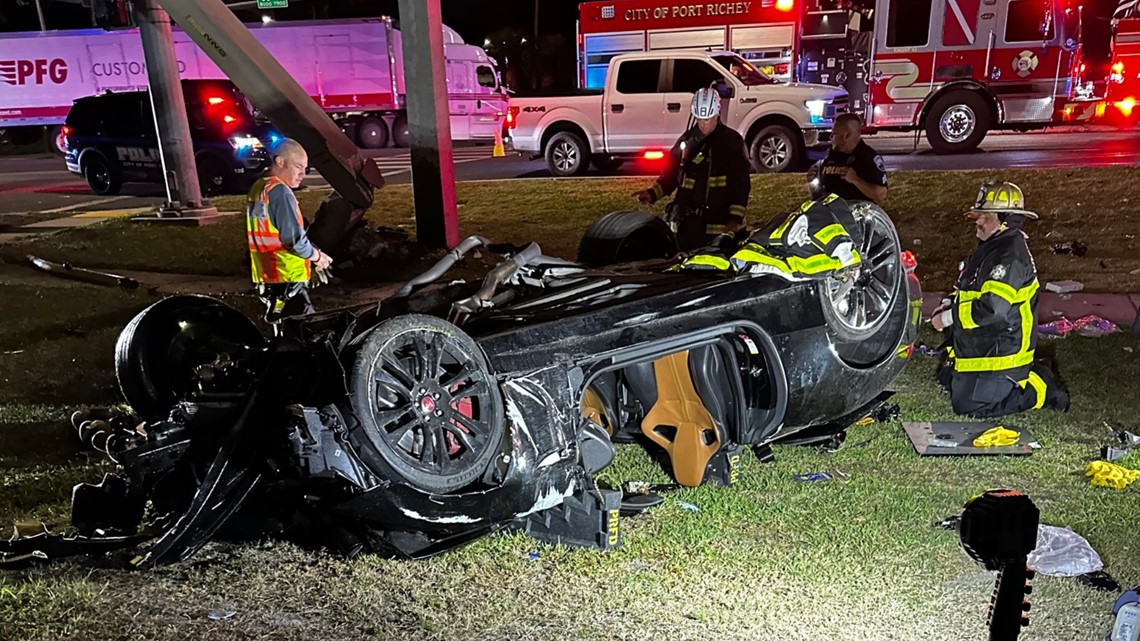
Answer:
[1050, 240, 1088, 257]
[1027, 525, 1103, 577]
[1039, 315, 1121, 338]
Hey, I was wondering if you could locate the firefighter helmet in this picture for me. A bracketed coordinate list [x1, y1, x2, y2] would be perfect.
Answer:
[969, 181, 1039, 220]
[691, 87, 721, 120]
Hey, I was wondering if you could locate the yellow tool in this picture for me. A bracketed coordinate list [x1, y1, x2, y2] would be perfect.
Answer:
[973, 426, 1020, 448]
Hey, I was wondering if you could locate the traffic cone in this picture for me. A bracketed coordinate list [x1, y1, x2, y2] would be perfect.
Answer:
[493, 127, 506, 157]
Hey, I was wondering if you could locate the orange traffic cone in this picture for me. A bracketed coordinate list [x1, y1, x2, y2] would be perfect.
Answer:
[493, 126, 506, 157]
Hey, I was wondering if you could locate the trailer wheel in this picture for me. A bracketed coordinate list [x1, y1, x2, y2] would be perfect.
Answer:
[925, 91, 990, 154]
[546, 130, 590, 177]
[357, 116, 390, 149]
[83, 155, 121, 196]
[749, 124, 803, 173]
[391, 114, 410, 148]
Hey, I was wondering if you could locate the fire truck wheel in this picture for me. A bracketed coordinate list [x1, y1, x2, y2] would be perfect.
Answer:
[749, 124, 803, 173]
[925, 91, 990, 154]
[546, 131, 591, 177]
[357, 116, 390, 149]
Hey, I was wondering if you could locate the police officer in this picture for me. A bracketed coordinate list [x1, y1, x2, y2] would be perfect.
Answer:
[634, 87, 751, 250]
[808, 113, 887, 204]
[931, 182, 1069, 418]
[247, 138, 332, 328]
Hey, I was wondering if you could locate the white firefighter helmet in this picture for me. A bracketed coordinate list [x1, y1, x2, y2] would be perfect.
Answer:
[691, 87, 721, 120]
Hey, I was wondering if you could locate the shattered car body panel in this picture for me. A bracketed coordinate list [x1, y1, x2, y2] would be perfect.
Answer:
[1, 203, 921, 567]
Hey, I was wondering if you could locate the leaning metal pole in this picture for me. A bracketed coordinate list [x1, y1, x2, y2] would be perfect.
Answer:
[135, 0, 220, 223]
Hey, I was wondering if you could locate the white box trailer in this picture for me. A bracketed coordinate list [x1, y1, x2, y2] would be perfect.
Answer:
[0, 17, 508, 153]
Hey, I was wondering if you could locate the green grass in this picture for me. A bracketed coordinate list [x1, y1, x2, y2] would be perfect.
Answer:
[2, 169, 1139, 640]
[13, 167, 1140, 292]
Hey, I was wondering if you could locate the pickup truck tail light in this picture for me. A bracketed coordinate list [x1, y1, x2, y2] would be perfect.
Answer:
[507, 106, 520, 129]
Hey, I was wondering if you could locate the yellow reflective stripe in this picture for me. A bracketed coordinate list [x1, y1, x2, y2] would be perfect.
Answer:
[728, 205, 746, 220]
[708, 176, 727, 187]
[651, 183, 665, 200]
[731, 246, 793, 274]
[787, 253, 845, 274]
[1019, 292, 1034, 356]
[683, 254, 732, 270]
[681, 178, 696, 189]
[814, 224, 847, 245]
[959, 279, 1039, 304]
[954, 350, 1035, 373]
[959, 301, 979, 330]
[769, 214, 797, 241]
[1020, 372, 1047, 410]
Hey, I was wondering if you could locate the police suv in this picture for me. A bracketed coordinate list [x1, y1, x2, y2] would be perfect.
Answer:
[63, 79, 272, 196]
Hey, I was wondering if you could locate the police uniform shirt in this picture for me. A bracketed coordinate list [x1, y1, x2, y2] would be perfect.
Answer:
[818, 140, 888, 202]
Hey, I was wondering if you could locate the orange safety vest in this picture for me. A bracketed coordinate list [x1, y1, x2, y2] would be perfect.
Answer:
[246, 176, 312, 284]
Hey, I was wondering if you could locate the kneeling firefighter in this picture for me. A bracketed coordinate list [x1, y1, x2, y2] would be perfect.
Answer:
[931, 181, 1069, 418]
[633, 87, 750, 251]
[682, 193, 863, 280]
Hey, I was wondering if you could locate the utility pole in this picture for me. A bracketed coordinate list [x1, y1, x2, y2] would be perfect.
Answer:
[396, 0, 459, 248]
[133, 0, 221, 224]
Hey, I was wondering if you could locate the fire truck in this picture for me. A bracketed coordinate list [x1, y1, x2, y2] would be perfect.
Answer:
[1105, 4, 1140, 123]
[577, 0, 1102, 153]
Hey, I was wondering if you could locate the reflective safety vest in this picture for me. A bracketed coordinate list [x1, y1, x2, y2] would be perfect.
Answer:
[950, 228, 1040, 377]
[728, 194, 862, 278]
[246, 176, 311, 284]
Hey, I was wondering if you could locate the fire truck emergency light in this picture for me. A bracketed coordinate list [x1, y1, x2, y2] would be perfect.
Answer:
[776, 0, 794, 10]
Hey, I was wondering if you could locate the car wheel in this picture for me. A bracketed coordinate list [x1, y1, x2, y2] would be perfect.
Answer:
[346, 314, 505, 494]
[591, 157, 625, 173]
[391, 114, 410, 148]
[818, 202, 907, 366]
[115, 296, 266, 423]
[82, 155, 121, 196]
[357, 116, 390, 150]
[749, 124, 803, 173]
[197, 156, 231, 196]
[546, 131, 590, 177]
[925, 91, 990, 154]
[576, 210, 679, 268]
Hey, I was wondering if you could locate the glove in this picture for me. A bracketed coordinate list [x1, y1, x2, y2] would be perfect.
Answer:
[1087, 461, 1140, 490]
[973, 426, 1020, 448]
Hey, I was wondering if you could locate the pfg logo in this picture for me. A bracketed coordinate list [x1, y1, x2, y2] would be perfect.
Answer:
[0, 58, 68, 86]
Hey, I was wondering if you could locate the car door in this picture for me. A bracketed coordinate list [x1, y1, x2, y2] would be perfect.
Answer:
[662, 57, 732, 145]
[603, 58, 665, 153]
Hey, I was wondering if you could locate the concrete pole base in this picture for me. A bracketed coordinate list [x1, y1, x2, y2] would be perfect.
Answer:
[131, 205, 227, 226]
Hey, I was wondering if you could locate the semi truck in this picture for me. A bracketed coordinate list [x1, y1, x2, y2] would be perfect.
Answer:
[0, 17, 508, 154]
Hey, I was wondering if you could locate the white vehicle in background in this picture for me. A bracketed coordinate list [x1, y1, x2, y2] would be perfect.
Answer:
[508, 50, 847, 176]
[0, 18, 508, 153]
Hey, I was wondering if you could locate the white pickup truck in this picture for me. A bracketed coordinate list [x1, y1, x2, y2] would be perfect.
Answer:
[508, 51, 849, 177]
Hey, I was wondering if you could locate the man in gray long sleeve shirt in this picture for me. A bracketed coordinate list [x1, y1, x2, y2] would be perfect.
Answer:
[247, 138, 332, 327]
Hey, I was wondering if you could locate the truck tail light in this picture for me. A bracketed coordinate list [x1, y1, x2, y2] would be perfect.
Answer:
[507, 106, 520, 128]
[61, 126, 73, 136]
[207, 96, 226, 105]
[643, 150, 665, 160]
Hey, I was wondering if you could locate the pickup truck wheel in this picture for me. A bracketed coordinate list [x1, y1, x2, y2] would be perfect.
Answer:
[749, 125, 803, 173]
[546, 131, 590, 177]
[576, 210, 678, 267]
[358, 116, 390, 149]
[925, 91, 990, 154]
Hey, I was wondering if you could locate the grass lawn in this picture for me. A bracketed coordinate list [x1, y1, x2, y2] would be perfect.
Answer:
[1, 168, 1139, 640]
[11, 166, 1140, 292]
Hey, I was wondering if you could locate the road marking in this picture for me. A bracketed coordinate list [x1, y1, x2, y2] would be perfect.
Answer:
[40, 196, 130, 213]
[72, 207, 154, 219]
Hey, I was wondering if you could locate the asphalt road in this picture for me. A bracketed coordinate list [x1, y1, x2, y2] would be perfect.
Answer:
[2, 129, 1138, 220]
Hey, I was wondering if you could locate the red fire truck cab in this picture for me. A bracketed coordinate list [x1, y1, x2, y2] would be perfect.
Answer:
[1105, 16, 1140, 123]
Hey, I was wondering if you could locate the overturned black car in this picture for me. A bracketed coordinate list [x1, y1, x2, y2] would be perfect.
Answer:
[2, 201, 921, 568]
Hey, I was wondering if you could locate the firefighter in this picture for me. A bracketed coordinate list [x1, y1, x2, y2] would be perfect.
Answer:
[681, 193, 862, 280]
[931, 181, 1069, 418]
[808, 112, 887, 205]
[633, 87, 751, 251]
[247, 137, 333, 328]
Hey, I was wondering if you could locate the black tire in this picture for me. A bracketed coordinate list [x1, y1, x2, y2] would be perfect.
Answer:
[196, 155, 231, 196]
[545, 130, 590, 177]
[391, 114, 410, 148]
[82, 155, 121, 196]
[925, 91, 990, 154]
[345, 314, 504, 494]
[357, 116, 390, 149]
[576, 210, 678, 268]
[818, 202, 907, 367]
[115, 296, 266, 423]
[592, 157, 625, 173]
[749, 124, 803, 173]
